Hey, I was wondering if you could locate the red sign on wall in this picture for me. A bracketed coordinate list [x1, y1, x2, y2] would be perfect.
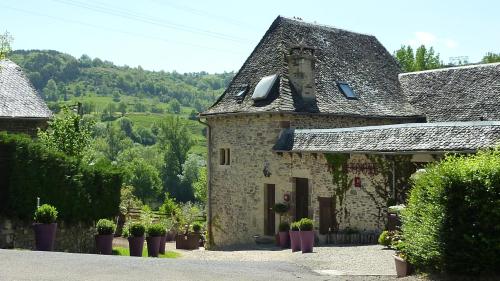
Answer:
[354, 177, 362, 188]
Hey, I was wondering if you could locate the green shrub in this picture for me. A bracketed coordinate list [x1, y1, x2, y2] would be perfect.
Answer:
[96, 219, 116, 235]
[378, 230, 401, 247]
[129, 223, 145, 237]
[273, 203, 289, 215]
[0, 132, 122, 223]
[290, 222, 300, 231]
[34, 204, 58, 224]
[278, 222, 290, 232]
[146, 223, 164, 237]
[298, 218, 314, 231]
[401, 150, 500, 275]
[192, 222, 202, 233]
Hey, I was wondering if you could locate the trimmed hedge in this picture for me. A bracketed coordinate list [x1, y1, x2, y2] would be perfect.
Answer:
[0, 132, 122, 223]
[401, 149, 500, 275]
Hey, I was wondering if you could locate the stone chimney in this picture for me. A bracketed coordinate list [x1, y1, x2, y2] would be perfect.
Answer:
[287, 45, 315, 102]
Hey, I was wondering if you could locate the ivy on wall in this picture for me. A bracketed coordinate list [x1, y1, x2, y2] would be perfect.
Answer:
[324, 153, 352, 231]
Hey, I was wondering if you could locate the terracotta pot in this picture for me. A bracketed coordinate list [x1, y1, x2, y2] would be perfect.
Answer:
[278, 231, 289, 248]
[175, 233, 200, 250]
[33, 223, 57, 251]
[289, 230, 301, 252]
[95, 234, 114, 255]
[128, 236, 144, 257]
[300, 230, 314, 253]
[394, 255, 409, 277]
[159, 234, 167, 254]
[146, 236, 161, 257]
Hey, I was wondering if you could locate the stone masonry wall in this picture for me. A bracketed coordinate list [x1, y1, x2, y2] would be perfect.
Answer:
[0, 217, 95, 253]
[207, 113, 421, 247]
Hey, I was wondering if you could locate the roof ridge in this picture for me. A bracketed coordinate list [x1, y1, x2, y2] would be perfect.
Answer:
[278, 16, 376, 38]
[399, 62, 500, 76]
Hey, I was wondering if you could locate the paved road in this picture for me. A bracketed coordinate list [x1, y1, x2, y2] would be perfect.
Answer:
[0, 249, 411, 281]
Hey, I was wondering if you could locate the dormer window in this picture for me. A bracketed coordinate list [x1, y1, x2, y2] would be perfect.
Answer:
[252, 74, 278, 101]
[337, 82, 358, 100]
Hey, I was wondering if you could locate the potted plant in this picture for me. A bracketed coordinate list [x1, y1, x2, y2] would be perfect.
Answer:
[278, 222, 290, 248]
[298, 218, 314, 253]
[175, 203, 202, 250]
[158, 218, 172, 254]
[146, 223, 164, 257]
[95, 219, 116, 255]
[127, 222, 145, 257]
[33, 204, 58, 251]
[273, 203, 290, 246]
[289, 221, 301, 252]
[392, 235, 411, 277]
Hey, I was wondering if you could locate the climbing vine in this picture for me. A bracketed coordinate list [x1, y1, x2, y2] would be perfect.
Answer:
[325, 153, 352, 231]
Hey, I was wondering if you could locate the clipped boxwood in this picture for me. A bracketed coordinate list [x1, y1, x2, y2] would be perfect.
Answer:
[34, 204, 58, 224]
[96, 219, 116, 235]
[0, 132, 122, 223]
[129, 223, 146, 237]
[146, 223, 164, 237]
[273, 203, 289, 215]
[401, 150, 500, 275]
[290, 221, 300, 231]
[298, 218, 314, 231]
[278, 221, 290, 232]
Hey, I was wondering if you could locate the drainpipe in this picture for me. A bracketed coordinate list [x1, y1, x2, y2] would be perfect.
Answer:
[197, 116, 213, 248]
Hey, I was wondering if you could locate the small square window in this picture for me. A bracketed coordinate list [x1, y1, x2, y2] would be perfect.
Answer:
[337, 82, 358, 100]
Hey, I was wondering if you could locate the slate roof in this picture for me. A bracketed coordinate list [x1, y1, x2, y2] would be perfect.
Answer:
[400, 63, 500, 122]
[273, 122, 500, 153]
[201, 16, 421, 118]
[0, 59, 52, 118]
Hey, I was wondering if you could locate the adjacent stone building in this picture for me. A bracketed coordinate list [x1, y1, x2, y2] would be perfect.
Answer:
[0, 59, 52, 135]
[199, 17, 500, 247]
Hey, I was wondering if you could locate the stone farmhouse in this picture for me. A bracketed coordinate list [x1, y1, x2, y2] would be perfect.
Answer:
[199, 16, 500, 247]
[0, 59, 52, 135]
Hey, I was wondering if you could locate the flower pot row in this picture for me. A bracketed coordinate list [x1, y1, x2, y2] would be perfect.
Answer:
[277, 218, 315, 253]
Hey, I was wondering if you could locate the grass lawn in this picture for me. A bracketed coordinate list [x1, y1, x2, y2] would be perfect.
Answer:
[112, 247, 181, 258]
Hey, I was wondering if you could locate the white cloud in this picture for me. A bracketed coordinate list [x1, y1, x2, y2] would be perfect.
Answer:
[443, 38, 458, 49]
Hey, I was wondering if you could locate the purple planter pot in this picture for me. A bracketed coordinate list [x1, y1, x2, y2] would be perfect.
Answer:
[128, 236, 145, 257]
[147, 236, 161, 257]
[33, 223, 57, 251]
[95, 234, 114, 255]
[300, 230, 314, 253]
[166, 230, 176, 241]
[159, 234, 167, 254]
[278, 231, 289, 248]
[289, 230, 301, 252]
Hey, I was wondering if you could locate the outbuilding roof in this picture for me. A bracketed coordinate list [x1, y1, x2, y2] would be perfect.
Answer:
[273, 121, 500, 154]
[201, 16, 421, 119]
[399, 63, 500, 122]
[0, 59, 52, 118]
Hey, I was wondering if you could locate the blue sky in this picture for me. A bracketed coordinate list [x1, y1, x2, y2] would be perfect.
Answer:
[1, 0, 498, 73]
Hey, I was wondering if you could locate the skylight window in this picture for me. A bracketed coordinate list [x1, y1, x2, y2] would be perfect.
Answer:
[337, 82, 358, 100]
[252, 74, 278, 101]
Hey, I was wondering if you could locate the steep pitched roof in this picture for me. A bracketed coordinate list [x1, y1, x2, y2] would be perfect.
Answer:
[202, 16, 421, 118]
[0, 59, 52, 118]
[400, 63, 500, 122]
[273, 122, 500, 153]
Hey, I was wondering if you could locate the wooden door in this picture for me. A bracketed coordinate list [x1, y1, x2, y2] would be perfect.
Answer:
[295, 178, 309, 220]
[264, 184, 275, 235]
[318, 197, 334, 234]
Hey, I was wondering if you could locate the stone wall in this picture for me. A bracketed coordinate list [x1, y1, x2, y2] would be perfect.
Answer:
[0, 118, 49, 136]
[206, 113, 423, 247]
[0, 217, 95, 253]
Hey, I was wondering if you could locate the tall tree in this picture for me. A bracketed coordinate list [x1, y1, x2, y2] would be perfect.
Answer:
[482, 52, 500, 63]
[394, 45, 442, 72]
[158, 116, 194, 201]
[0, 31, 13, 59]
